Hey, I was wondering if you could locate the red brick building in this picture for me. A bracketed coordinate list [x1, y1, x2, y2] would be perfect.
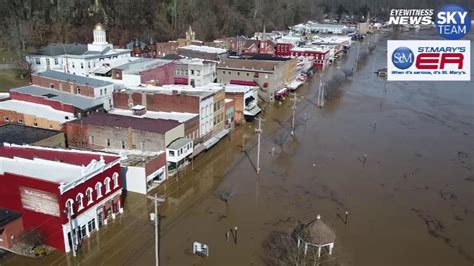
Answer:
[242, 40, 275, 55]
[290, 47, 331, 70]
[0, 209, 24, 249]
[275, 43, 294, 57]
[0, 144, 123, 253]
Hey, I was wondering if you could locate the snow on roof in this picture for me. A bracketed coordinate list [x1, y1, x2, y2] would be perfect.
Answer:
[0, 156, 83, 184]
[0, 100, 74, 123]
[220, 83, 257, 93]
[291, 46, 331, 53]
[0, 93, 10, 100]
[180, 45, 227, 54]
[108, 108, 197, 123]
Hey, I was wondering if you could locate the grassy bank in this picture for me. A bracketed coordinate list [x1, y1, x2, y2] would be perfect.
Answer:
[0, 69, 29, 92]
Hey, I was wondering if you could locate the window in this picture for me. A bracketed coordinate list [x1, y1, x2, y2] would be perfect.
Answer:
[17, 118, 23, 124]
[191, 70, 194, 75]
[50, 84, 55, 88]
[77, 88, 81, 94]
[100, 89, 103, 96]
[247, 73, 249, 76]
[112, 173, 119, 189]
[76, 193, 84, 211]
[72, 63, 75, 68]
[140, 142, 145, 151]
[90, 135, 94, 144]
[54, 58, 59, 65]
[95, 182, 103, 198]
[237, 72, 240, 76]
[81, 63, 84, 69]
[106, 138, 110, 147]
[46, 58, 50, 66]
[33, 122, 38, 127]
[121, 140, 125, 149]
[65, 199, 74, 215]
[222, 70, 225, 75]
[169, 150, 175, 157]
[3, 117, 9, 122]
[35, 58, 41, 65]
[86, 188, 93, 205]
[104, 177, 111, 193]
[88, 62, 91, 68]
[104, 88, 107, 94]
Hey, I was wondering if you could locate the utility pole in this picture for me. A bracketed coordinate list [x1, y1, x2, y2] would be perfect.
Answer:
[355, 41, 361, 71]
[290, 93, 298, 136]
[147, 194, 165, 266]
[66, 208, 77, 257]
[255, 117, 263, 174]
[317, 77, 325, 108]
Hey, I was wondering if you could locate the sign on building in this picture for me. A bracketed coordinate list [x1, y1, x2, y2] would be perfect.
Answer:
[20, 186, 60, 217]
[387, 40, 470, 81]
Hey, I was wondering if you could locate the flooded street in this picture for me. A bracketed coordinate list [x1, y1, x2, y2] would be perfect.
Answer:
[2, 30, 473, 266]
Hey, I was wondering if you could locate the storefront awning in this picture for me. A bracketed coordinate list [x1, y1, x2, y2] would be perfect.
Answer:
[190, 143, 206, 159]
[203, 128, 231, 150]
[229, 80, 258, 86]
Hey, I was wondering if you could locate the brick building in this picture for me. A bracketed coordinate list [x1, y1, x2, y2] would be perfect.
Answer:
[10, 85, 104, 118]
[0, 99, 75, 130]
[0, 124, 66, 148]
[0, 209, 24, 249]
[65, 112, 185, 153]
[217, 57, 297, 101]
[0, 144, 124, 253]
[110, 58, 174, 86]
[31, 70, 114, 110]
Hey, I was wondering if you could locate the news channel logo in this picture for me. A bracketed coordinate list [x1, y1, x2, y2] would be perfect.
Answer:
[387, 40, 471, 81]
[388, 4, 471, 40]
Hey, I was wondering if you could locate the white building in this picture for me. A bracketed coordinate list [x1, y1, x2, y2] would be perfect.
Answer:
[27, 23, 132, 77]
[177, 58, 217, 87]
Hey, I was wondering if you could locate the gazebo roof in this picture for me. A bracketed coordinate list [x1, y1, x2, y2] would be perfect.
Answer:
[302, 215, 336, 245]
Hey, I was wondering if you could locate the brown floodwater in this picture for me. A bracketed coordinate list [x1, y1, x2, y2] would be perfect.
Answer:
[1, 30, 473, 266]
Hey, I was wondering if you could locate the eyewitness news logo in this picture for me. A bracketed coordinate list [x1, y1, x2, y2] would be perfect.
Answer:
[389, 4, 471, 39]
[387, 40, 470, 81]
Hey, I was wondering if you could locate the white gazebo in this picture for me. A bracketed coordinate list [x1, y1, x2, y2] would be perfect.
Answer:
[297, 214, 336, 258]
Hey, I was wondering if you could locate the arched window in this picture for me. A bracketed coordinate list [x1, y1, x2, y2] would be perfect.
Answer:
[65, 199, 74, 215]
[104, 177, 111, 194]
[112, 173, 119, 189]
[76, 193, 84, 211]
[85, 187, 93, 205]
[96, 182, 103, 199]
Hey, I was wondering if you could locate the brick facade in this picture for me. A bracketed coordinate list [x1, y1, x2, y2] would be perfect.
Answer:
[31, 75, 95, 97]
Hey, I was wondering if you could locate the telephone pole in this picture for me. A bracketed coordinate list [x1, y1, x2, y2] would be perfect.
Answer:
[290, 93, 298, 136]
[255, 117, 263, 174]
[66, 208, 77, 257]
[317, 77, 325, 108]
[147, 194, 165, 266]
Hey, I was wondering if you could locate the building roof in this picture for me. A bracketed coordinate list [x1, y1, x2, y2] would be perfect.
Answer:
[0, 144, 120, 190]
[220, 83, 257, 93]
[114, 58, 171, 74]
[303, 215, 336, 245]
[0, 124, 62, 145]
[0, 100, 74, 124]
[10, 85, 103, 110]
[0, 208, 21, 228]
[161, 54, 183, 60]
[122, 84, 221, 99]
[179, 45, 227, 54]
[218, 58, 281, 72]
[34, 70, 113, 88]
[0, 93, 10, 100]
[28, 43, 88, 56]
[72, 112, 181, 134]
[167, 137, 192, 150]
[108, 108, 198, 123]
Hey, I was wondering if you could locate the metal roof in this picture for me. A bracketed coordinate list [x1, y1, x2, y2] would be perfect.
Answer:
[0, 208, 21, 228]
[11, 85, 103, 110]
[34, 70, 113, 88]
[167, 137, 192, 150]
[28, 43, 87, 56]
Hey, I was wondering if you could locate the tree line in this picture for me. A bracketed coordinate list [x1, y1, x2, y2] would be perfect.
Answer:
[0, 0, 471, 55]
